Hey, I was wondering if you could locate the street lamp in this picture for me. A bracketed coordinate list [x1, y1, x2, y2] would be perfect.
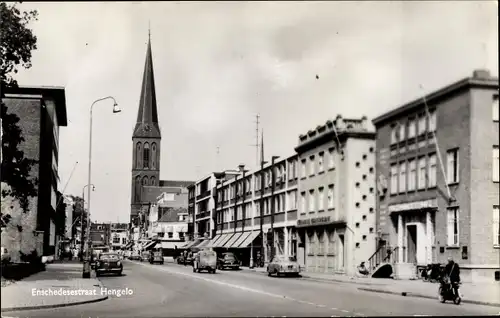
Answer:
[270, 155, 279, 260]
[80, 184, 95, 260]
[83, 96, 120, 279]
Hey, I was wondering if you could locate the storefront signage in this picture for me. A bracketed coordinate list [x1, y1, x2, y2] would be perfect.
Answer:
[388, 199, 437, 213]
[297, 216, 331, 227]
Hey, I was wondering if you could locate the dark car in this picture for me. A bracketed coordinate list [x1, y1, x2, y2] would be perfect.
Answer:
[95, 252, 123, 277]
[149, 250, 164, 265]
[217, 252, 240, 270]
[177, 252, 194, 265]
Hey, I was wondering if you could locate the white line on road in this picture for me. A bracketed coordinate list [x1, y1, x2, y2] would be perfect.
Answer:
[133, 262, 366, 317]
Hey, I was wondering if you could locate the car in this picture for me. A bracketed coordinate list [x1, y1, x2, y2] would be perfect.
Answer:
[217, 252, 240, 270]
[139, 251, 149, 262]
[267, 255, 300, 277]
[177, 252, 194, 265]
[95, 252, 123, 277]
[149, 250, 164, 265]
[129, 251, 140, 260]
[193, 249, 217, 274]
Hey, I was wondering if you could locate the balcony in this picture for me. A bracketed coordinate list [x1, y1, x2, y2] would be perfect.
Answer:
[196, 189, 211, 201]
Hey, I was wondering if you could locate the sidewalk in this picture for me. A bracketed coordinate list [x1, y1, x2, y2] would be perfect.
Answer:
[241, 266, 500, 307]
[1, 260, 108, 312]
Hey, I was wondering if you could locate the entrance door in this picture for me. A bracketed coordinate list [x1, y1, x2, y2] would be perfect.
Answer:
[297, 232, 305, 267]
[407, 225, 417, 264]
[338, 235, 345, 270]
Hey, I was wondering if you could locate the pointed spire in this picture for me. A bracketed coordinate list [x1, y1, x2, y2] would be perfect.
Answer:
[134, 31, 160, 137]
[260, 129, 264, 165]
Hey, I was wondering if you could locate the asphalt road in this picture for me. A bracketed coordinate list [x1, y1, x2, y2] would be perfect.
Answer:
[4, 260, 499, 317]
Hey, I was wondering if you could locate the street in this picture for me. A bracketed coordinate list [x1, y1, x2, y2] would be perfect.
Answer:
[4, 260, 499, 317]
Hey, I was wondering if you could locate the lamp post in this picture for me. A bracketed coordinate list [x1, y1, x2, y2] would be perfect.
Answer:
[259, 158, 268, 267]
[270, 155, 279, 260]
[83, 96, 121, 279]
[80, 184, 95, 260]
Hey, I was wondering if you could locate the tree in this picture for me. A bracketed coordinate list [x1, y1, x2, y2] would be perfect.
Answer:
[55, 191, 67, 237]
[0, 2, 39, 228]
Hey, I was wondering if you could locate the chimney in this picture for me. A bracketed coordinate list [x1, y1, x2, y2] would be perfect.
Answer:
[472, 69, 490, 79]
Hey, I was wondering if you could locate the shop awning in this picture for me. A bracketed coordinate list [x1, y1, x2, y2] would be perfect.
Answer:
[160, 241, 177, 249]
[207, 234, 222, 247]
[213, 234, 232, 248]
[237, 231, 260, 248]
[143, 240, 158, 250]
[233, 232, 251, 247]
[181, 239, 201, 249]
[222, 233, 242, 248]
[196, 239, 211, 249]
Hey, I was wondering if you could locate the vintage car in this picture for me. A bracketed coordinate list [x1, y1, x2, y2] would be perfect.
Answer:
[149, 250, 164, 265]
[267, 255, 300, 277]
[129, 251, 140, 260]
[217, 252, 241, 270]
[177, 252, 194, 265]
[95, 252, 123, 277]
[139, 251, 150, 262]
[193, 249, 217, 274]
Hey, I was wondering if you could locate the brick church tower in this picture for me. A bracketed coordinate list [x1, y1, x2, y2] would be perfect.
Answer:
[130, 34, 162, 224]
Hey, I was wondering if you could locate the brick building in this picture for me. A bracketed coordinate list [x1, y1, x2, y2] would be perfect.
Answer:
[129, 35, 193, 227]
[372, 69, 499, 282]
[295, 115, 377, 275]
[1, 86, 68, 259]
[90, 222, 111, 248]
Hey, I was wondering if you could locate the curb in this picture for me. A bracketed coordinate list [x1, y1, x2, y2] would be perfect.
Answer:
[358, 287, 500, 308]
[1, 295, 108, 313]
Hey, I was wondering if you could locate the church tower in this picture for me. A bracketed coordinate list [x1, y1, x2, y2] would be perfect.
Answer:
[130, 33, 161, 224]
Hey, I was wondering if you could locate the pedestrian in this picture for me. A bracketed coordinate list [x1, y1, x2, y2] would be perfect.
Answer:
[444, 256, 461, 295]
[183, 250, 188, 266]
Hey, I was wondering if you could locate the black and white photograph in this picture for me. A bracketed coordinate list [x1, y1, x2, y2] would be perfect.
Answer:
[0, 1, 499, 317]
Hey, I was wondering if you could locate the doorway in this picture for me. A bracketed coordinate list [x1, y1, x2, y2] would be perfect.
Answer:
[406, 225, 417, 264]
[338, 234, 345, 270]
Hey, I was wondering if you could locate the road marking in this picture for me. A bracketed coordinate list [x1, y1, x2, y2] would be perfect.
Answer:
[133, 262, 366, 317]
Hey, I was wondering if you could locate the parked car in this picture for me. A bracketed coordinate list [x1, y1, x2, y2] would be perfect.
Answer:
[129, 251, 140, 260]
[149, 250, 164, 265]
[140, 251, 150, 262]
[267, 255, 300, 277]
[1, 246, 11, 264]
[177, 252, 194, 265]
[217, 252, 240, 270]
[95, 252, 123, 277]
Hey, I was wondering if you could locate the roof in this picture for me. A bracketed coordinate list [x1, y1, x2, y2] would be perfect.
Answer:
[159, 180, 194, 188]
[133, 36, 161, 138]
[142, 186, 184, 203]
[372, 69, 499, 126]
[157, 207, 187, 222]
[3, 85, 68, 126]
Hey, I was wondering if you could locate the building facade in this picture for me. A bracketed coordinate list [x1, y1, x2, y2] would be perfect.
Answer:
[110, 223, 129, 251]
[90, 223, 111, 248]
[295, 115, 377, 275]
[207, 156, 300, 267]
[372, 69, 499, 282]
[1, 86, 68, 260]
[64, 196, 74, 240]
[129, 35, 193, 226]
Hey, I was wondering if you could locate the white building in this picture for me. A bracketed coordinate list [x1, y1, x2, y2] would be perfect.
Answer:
[64, 196, 74, 239]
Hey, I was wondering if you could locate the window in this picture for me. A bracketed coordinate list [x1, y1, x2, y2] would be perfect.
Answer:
[390, 126, 398, 144]
[135, 142, 142, 169]
[494, 146, 499, 182]
[408, 160, 416, 191]
[318, 187, 324, 210]
[428, 154, 437, 187]
[390, 164, 398, 195]
[318, 152, 324, 173]
[318, 232, 325, 254]
[294, 160, 298, 178]
[309, 190, 315, 212]
[327, 185, 334, 209]
[151, 143, 157, 169]
[418, 115, 426, 135]
[179, 232, 185, 240]
[493, 95, 499, 122]
[113, 237, 120, 244]
[168, 232, 173, 239]
[494, 205, 499, 247]
[447, 149, 459, 184]
[399, 123, 406, 142]
[447, 207, 459, 246]
[143, 143, 150, 169]
[418, 157, 427, 189]
[428, 111, 437, 132]
[398, 162, 406, 193]
[301, 160, 306, 178]
[408, 119, 416, 138]
[300, 192, 306, 214]
[309, 156, 315, 176]
[288, 191, 297, 210]
[328, 148, 335, 169]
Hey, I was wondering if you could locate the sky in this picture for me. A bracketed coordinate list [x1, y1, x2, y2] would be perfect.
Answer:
[13, 1, 498, 223]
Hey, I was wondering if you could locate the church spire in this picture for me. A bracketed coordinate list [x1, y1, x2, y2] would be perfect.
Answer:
[133, 31, 160, 137]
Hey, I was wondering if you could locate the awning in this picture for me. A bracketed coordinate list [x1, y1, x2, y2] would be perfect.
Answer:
[237, 231, 260, 248]
[233, 232, 251, 248]
[222, 233, 242, 248]
[196, 239, 211, 249]
[207, 234, 222, 247]
[214, 233, 234, 248]
[143, 240, 158, 250]
[160, 241, 178, 249]
[181, 239, 201, 249]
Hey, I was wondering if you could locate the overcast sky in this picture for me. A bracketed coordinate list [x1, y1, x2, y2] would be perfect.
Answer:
[14, 1, 498, 223]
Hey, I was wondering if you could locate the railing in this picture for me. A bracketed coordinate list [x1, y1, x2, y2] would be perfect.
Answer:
[368, 245, 399, 272]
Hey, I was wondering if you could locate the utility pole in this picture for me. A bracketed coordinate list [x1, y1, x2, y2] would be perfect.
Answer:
[255, 115, 260, 169]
